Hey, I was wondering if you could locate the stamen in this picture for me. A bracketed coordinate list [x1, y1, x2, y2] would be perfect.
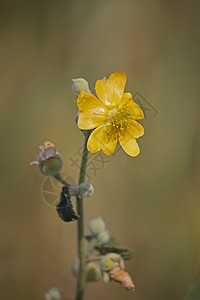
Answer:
[108, 104, 134, 131]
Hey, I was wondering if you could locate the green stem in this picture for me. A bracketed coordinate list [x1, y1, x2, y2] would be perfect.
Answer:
[75, 133, 90, 300]
[86, 256, 101, 263]
[54, 133, 90, 300]
[53, 173, 70, 186]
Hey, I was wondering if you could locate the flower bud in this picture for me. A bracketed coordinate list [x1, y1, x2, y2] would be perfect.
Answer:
[44, 287, 61, 300]
[89, 217, 106, 236]
[72, 78, 91, 96]
[79, 182, 94, 197]
[86, 262, 101, 282]
[31, 141, 63, 176]
[97, 230, 110, 244]
[39, 154, 63, 176]
[100, 253, 122, 273]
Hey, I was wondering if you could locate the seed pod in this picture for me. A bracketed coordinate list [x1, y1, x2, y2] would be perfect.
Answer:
[38, 141, 63, 176]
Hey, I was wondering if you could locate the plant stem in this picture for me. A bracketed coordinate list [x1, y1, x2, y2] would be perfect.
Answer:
[53, 173, 70, 186]
[54, 134, 90, 299]
[75, 133, 90, 300]
[86, 256, 102, 263]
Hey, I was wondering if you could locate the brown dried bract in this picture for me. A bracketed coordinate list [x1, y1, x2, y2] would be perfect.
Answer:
[109, 267, 135, 291]
[39, 141, 56, 162]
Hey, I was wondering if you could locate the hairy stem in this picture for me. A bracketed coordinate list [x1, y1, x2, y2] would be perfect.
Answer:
[75, 133, 90, 300]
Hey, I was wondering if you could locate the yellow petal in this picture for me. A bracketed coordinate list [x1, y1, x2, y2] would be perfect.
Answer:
[87, 123, 118, 155]
[119, 135, 140, 157]
[77, 91, 108, 130]
[119, 121, 144, 156]
[95, 71, 126, 107]
[120, 93, 144, 120]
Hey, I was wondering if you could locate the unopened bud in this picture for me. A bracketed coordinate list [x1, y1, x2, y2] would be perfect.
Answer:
[97, 230, 110, 244]
[100, 253, 122, 273]
[89, 217, 106, 236]
[86, 262, 101, 282]
[79, 182, 94, 197]
[39, 155, 63, 176]
[44, 287, 61, 300]
[31, 141, 63, 176]
[72, 78, 91, 96]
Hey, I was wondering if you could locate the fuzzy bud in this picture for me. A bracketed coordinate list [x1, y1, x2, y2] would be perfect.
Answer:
[97, 230, 110, 244]
[86, 262, 101, 282]
[44, 287, 61, 300]
[100, 254, 134, 290]
[72, 78, 91, 96]
[79, 182, 94, 197]
[100, 253, 122, 273]
[89, 217, 106, 236]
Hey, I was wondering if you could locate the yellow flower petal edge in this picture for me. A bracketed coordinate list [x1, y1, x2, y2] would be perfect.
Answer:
[119, 133, 140, 157]
[77, 71, 144, 157]
[95, 71, 126, 107]
[87, 123, 118, 156]
[77, 91, 108, 130]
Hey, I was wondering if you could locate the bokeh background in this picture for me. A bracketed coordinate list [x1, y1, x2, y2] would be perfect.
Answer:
[1, 0, 200, 299]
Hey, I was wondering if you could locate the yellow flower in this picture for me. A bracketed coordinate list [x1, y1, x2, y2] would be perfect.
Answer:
[77, 71, 144, 157]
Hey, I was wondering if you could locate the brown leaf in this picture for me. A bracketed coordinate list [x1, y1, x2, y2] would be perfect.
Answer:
[109, 267, 135, 291]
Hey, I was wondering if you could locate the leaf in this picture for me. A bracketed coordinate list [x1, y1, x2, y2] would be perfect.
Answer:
[56, 186, 79, 222]
[95, 236, 133, 260]
[85, 235, 94, 242]
[184, 283, 200, 300]
[104, 236, 120, 247]
[110, 266, 135, 291]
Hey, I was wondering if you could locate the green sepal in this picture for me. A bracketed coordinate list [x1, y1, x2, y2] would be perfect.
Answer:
[56, 186, 79, 222]
[95, 236, 133, 260]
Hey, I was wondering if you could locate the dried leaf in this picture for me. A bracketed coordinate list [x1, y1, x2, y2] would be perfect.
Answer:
[39, 141, 56, 162]
[110, 267, 135, 291]
[56, 186, 79, 222]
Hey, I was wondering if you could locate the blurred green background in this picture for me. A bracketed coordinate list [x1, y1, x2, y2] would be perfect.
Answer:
[1, 0, 200, 299]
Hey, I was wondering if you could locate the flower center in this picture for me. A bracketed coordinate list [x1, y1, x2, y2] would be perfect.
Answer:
[108, 105, 133, 131]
